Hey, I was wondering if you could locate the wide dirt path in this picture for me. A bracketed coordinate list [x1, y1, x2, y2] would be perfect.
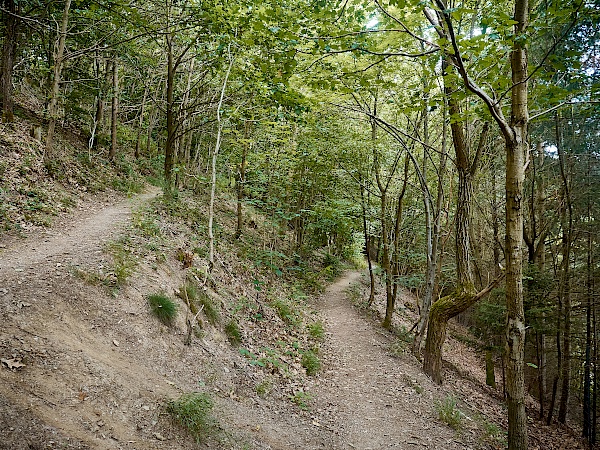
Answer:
[313, 272, 473, 449]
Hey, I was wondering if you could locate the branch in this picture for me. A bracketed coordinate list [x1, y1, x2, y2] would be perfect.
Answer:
[427, 1, 513, 141]
[529, 100, 600, 122]
[374, 0, 439, 49]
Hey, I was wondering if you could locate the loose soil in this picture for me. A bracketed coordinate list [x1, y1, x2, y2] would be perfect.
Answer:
[0, 189, 583, 449]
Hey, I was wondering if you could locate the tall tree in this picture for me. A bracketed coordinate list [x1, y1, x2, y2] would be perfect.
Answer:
[0, 0, 20, 122]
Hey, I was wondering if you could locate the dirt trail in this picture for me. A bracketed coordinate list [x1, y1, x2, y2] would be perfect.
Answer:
[0, 189, 159, 277]
[311, 273, 473, 450]
[0, 190, 476, 449]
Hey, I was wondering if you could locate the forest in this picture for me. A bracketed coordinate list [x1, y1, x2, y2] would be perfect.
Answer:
[0, 0, 599, 449]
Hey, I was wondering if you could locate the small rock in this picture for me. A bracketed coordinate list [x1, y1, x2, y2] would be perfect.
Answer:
[153, 432, 166, 441]
[112, 340, 120, 347]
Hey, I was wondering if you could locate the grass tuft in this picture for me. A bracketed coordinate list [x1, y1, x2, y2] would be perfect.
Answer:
[435, 395, 463, 430]
[301, 350, 321, 376]
[308, 321, 325, 340]
[167, 392, 218, 443]
[224, 319, 242, 345]
[147, 293, 178, 325]
[197, 290, 220, 325]
[270, 298, 301, 326]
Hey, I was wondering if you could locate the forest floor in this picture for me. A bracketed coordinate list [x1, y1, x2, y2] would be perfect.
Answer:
[0, 188, 587, 449]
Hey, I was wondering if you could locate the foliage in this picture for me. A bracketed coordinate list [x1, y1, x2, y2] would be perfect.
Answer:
[147, 293, 178, 325]
[290, 390, 312, 410]
[301, 350, 321, 376]
[270, 298, 301, 327]
[166, 393, 218, 443]
[239, 347, 286, 372]
[307, 321, 325, 340]
[435, 395, 463, 430]
[224, 319, 242, 346]
[106, 239, 137, 287]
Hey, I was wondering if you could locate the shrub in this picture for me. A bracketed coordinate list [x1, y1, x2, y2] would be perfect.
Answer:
[147, 293, 178, 325]
[167, 393, 217, 443]
[301, 350, 321, 376]
[290, 390, 312, 410]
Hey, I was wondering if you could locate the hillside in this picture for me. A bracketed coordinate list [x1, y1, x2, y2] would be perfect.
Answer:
[0, 112, 590, 449]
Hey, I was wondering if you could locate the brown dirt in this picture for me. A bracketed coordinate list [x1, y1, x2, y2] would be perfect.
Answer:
[2, 188, 569, 449]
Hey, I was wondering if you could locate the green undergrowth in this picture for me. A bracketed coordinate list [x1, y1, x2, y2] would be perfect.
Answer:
[167, 392, 219, 443]
[435, 395, 463, 430]
[118, 187, 343, 412]
[148, 292, 178, 325]
[0, 113, 162, 231]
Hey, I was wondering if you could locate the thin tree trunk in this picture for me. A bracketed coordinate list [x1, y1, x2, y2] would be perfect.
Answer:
[360, 177, 376, 306]
[135, 83, 149, 159]
[547, 373, 559, 425]
[164, 33, 175, 189]
[109, 58, 118, 160]
[44, 0, 72, 165]
[557, 111, 573, 424]
[235, 119, 250, 239]
[536, 331, 546, 420]
[372, 118, 393, 329]
[392, 155, 409, 303]
[208, 46, 233, 270]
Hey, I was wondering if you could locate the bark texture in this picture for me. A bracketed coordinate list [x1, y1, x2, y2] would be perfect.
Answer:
[1, 0, 19, 122]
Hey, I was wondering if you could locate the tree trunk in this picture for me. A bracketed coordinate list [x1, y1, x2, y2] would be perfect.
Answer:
[557, 112, 573, 425]
[583, 156, 594, 443]
[372, 118, 394, 329]
[360, 178, 376, 306]
[424, 279, 503, 384]
[164, 33, 175, 190]
[413, 98, 447, 354]
[503, 1, 529, 446]
[486, 350, 496, 388]
[422, 92, 489, 379]
[109, 58, 118, 160]
[392, 155, 409, 303]
[135, 83, 149, 159]
[208, 46, 233, 270]
[44, 0, 72, 165]
[536, 331, 546, 420]
[1, 0, 19, 123]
